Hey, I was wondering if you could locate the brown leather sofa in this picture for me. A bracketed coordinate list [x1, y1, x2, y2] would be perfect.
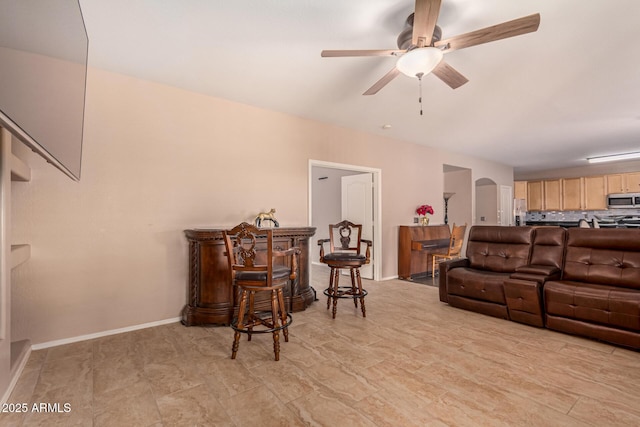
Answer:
[438, 226, 535, 320]
[544, 228, 640, 349]
[439, 225, 640, 350]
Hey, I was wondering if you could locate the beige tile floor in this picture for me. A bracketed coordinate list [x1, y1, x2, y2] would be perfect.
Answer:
[3, 267, 640, 426]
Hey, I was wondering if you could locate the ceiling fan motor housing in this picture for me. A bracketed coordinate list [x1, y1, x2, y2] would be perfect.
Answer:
[397, 13, 442, 49]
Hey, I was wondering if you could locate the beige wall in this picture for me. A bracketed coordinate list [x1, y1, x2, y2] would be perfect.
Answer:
[11, 67, 514, 345]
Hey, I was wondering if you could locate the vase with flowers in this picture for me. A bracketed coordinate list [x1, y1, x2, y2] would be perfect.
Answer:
[416, 204, 434, 226]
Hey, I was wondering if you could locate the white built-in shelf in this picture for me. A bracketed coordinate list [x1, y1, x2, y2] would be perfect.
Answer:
[11, 244, 31, 269]
[11, 153, 30, 182]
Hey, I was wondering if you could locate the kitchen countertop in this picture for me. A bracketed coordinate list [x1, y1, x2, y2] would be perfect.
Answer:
[525, 221, 580, 228]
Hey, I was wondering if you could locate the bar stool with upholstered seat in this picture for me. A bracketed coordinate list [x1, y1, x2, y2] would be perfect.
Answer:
[318, 220, 372, 319]
[223, 222, 299, 361]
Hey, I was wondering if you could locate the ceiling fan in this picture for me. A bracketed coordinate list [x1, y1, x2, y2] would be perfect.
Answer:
[321, 0, 540, 95]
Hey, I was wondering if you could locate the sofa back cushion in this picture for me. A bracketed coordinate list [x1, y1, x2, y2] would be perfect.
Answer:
[466, 226, 534, 273]
[564, 228, 640, 289]
[530, 227, 566, 268]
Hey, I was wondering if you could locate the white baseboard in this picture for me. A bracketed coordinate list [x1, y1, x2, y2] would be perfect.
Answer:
[1, 341, 31, 405]
[381, 275, 399, 281]
[31, 317, 182, 350]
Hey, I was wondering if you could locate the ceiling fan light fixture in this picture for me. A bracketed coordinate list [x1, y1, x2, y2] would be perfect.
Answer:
[396, 47, 443, 78]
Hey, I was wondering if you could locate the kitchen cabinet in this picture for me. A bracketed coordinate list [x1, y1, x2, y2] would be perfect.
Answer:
[625, 172, 640, 193]
[584, 175, 607, 210]
[544, 180, 562, 210]
[518, 171, 638, 212]
[527, 181, 544, 211]
[514, 181, 527, 200]
[606, 172, 640, 194]
[562, 177, 582, 210]
[606, 174, 625, 193]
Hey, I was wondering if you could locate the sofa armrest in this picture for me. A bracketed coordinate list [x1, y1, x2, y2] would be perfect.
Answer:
[511, 264, 561, 284]
[442, 257, 469, 272]
[516, 265, 560, 276]
[438, 258, 469, 303]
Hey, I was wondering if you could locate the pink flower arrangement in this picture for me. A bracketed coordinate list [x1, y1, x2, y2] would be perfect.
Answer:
[416, 204, 434, 216]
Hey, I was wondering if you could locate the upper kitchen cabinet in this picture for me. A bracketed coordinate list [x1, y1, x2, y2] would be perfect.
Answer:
[606, 172, 640, 194]
[583, 175, 607, 210]
[607, 174, 624, 193]
[518, 171, 639, 211]
[514, 181, 527, 200]
[527, 181, 544, 211]
[625, 172, 640, 193]
[544, 180, 562, 210]
[524, 179, 563, 211]
[562, 177, 582, 210]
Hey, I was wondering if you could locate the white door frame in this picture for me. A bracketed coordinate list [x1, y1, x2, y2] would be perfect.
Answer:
[341, 173, 374, 279]
[309, 160, 382, 281]
[499, 185, 513, 226]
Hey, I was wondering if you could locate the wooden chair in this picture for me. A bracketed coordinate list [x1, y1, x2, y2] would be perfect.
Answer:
[223, 222, 300, 361]
[432, 223, 467, 283]
[318, 220, 372, 318]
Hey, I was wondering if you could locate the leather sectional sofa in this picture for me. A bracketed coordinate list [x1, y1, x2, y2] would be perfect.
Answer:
[439, 225, 640, 350]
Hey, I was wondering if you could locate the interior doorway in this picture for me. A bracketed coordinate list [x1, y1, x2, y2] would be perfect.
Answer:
[443, 164, 472, 228]
[475, 178, 498, 225]
[309, 160, 382, 281]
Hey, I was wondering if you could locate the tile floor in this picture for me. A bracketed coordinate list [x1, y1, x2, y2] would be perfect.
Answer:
[2, 268, 640, 426]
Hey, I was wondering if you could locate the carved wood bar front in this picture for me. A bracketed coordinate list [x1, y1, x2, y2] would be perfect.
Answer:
[182, 227, 316, 326]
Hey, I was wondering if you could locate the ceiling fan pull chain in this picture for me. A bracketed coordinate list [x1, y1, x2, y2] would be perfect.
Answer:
[417, 72, 424, 115]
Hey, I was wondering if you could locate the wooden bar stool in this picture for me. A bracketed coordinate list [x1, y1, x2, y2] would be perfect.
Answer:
[318, 220, 372, 319]
[223, 222, 299, 361]
[432, 223, 467, 284]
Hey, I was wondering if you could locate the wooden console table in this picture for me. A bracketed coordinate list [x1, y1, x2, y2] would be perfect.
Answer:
[182, 226, 316, 326]
[398, 225, 451, 279]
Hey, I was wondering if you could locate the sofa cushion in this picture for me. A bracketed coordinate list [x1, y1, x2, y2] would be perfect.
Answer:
[563, 228, 640, 290]
[466, 226, 534, 273]
[446, 267, 508, 304]
[544, 281, 640, 332]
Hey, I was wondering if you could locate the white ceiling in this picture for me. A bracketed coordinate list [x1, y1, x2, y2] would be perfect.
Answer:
[78, 0, 640, 176]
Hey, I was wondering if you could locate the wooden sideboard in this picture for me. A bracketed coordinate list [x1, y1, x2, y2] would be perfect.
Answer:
[182, 226, 316, 326]
[398, 225, 451, 279]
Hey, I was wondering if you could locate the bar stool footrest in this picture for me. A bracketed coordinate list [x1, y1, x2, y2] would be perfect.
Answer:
[323, 286, 368, 299]
[231, 311, 293, 335]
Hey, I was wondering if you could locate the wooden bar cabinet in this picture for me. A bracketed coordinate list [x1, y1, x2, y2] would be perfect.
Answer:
[182, 226, 316, 326]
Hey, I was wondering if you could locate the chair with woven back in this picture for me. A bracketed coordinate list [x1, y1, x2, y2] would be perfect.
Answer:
[223, 222, 300, 361]
[318, 220, 372, 319]
[432, 223, 467, 283]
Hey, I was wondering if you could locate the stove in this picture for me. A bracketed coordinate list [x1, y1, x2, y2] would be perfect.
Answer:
[594, 215, 640, 228]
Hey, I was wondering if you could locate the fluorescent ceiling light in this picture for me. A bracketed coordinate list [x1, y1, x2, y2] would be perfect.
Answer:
[587, 152, 640, 163]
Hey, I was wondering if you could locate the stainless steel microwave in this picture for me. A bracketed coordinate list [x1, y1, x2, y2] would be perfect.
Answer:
[607, 193, 640, 209]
